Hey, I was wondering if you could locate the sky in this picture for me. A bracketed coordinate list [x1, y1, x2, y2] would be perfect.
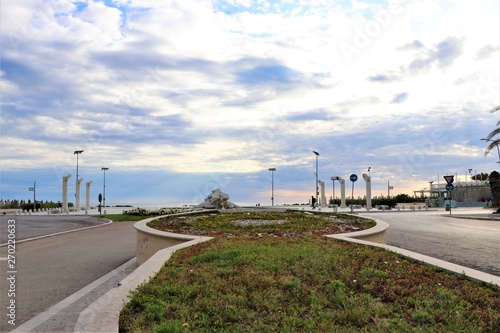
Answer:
[1, 0, 499, 207]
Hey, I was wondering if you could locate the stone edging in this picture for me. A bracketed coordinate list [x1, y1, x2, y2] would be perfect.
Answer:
[133, 209, 216, 265]
[74, 211, 213, 333]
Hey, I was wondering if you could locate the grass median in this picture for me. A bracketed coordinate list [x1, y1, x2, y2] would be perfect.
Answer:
[119, 210, 499, 332]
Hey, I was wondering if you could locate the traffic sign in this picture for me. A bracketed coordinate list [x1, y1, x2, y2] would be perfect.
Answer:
[443, 175, 454, 184]
[445, 184, 454, 191]
[350, 174, 358, 182]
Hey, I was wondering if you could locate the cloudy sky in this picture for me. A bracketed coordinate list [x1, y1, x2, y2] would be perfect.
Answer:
[1, 0, 499, 207]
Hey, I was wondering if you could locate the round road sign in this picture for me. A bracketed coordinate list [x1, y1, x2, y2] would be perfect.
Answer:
[350, 174, 358, 182]
[445, 184, 454, 191]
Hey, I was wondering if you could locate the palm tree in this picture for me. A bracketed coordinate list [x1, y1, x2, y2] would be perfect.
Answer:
[484, 106, 500, 210]
[484, 106, 500, 158]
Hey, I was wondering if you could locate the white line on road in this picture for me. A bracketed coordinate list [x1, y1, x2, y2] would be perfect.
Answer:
[0, 218, 112, 247]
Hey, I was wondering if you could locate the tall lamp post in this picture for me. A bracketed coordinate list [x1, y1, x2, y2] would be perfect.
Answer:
[312, 151, 319, 205]
[74, 150, 84, 211]
[101, 167, 109, 214]
[268, 168, 276, 206]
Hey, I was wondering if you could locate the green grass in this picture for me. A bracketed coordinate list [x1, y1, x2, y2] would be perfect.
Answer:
[119, 211, 499, 332]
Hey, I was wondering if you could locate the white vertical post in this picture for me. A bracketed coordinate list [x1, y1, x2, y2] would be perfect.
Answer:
[319, 180, 326, 207]
[76, 177, 83, 211]
[62, 173, 72, 213]
[362, 173, 371, 210]
[86, 181, 93, 212]
[338, 177, 346, 208]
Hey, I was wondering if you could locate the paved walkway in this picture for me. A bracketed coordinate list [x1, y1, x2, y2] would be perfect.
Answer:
[0, 219, 136, 333]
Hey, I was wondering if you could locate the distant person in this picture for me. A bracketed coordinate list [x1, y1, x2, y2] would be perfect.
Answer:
[311, 196, 317, 209]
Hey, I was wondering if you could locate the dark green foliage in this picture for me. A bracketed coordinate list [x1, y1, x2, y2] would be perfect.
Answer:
[488, 171, 500, 208]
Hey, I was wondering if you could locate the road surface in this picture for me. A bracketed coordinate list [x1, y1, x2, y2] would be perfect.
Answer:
[359, 209, 500, 277]
[0, 220, 136, 332]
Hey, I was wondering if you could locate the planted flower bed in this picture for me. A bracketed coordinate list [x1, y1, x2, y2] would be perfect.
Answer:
[120, 210, 499, 332]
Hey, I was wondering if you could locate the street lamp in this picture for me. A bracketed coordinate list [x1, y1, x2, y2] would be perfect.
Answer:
[101, 167, 109, 214]
[368, 167, 371, 177]
[312, 151, 319, 205]
[74, 150, 84, 211]
[481, 138, 500, 163]
[268, 168, 276, 206]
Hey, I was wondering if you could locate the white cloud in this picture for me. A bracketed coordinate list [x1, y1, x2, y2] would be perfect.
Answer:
[1, 0, 499, 204]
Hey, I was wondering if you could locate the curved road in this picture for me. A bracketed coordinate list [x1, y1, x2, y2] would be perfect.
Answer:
[0, 218, 136, 332]
[359, 209, 500, 277]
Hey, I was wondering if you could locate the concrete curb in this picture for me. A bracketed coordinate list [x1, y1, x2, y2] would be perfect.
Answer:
[73, 214, 213, 333]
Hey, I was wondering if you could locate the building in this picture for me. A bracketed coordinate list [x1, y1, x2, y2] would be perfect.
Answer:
[414, 180, 492, 207]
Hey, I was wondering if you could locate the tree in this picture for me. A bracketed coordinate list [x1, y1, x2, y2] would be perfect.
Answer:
[488, 171, 500, 209]
[484, 106, 500, 158]
[471, 173, 489, 181]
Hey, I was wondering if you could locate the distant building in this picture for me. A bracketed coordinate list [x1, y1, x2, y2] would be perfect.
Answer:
[414, 180, 492, 207]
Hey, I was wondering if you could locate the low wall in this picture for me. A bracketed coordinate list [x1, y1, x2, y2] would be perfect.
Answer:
[134, 210, 216, 265]
[329, 217, 389, 244]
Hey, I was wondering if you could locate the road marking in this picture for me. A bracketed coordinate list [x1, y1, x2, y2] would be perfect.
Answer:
[0, 218, 112, 247]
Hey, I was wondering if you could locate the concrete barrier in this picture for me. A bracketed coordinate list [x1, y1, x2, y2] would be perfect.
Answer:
[328, 217, 389, 244]
[134, 210, 216, 265]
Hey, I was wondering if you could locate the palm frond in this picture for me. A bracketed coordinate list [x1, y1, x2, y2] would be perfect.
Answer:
[485, 128, 500, 141]
[491, 105, 500, 113]
[484, 139, 500, 157]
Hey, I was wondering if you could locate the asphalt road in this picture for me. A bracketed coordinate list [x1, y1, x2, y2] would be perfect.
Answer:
[0, 220, 136, 332]
[359, 209, 500, 277]
[0, 215, 105, 244]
